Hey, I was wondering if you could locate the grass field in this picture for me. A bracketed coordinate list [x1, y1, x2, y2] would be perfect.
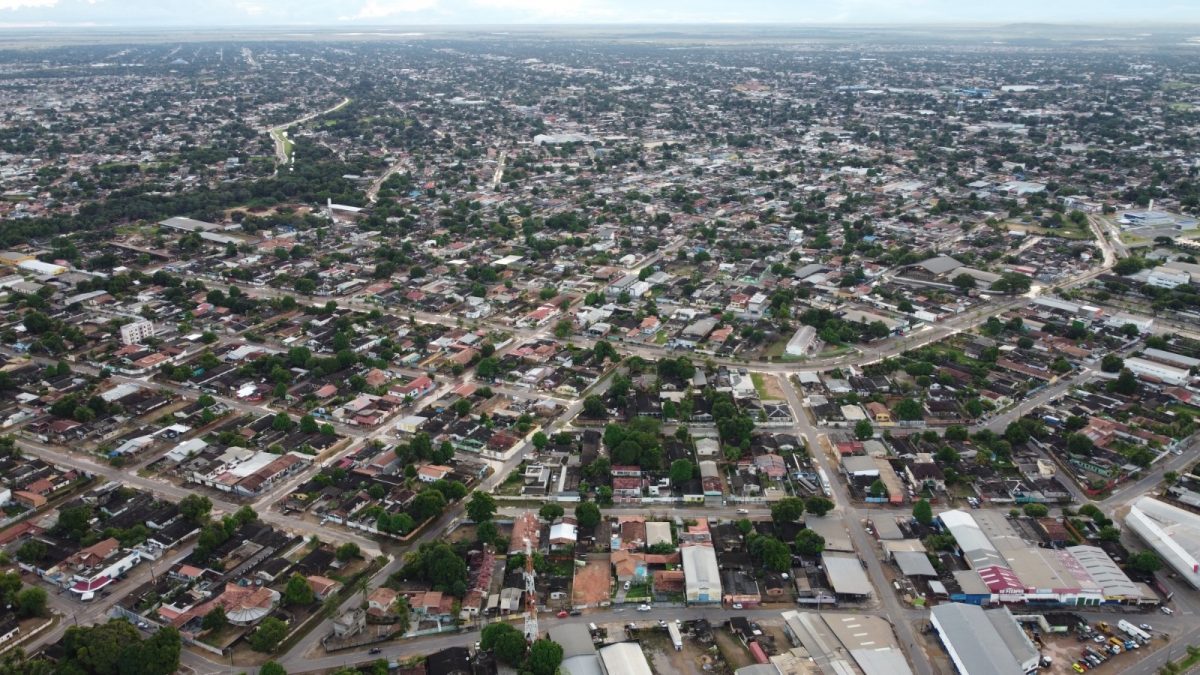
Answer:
[1004, 221, 1093, 240]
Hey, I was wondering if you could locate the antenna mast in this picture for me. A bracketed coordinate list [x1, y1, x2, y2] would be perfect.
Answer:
[523, 538, 538, 641]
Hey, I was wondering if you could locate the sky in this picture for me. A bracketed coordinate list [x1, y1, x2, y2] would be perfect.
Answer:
[0, 0, 1197, 28]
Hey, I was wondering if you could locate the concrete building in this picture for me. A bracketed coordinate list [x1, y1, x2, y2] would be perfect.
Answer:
[119, 320, 155, 346]
[785, 325, 818, 357]
[930, 603, 1038, 675]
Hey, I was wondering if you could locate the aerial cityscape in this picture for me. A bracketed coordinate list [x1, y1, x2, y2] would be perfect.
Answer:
[2, 9, 1200, 675]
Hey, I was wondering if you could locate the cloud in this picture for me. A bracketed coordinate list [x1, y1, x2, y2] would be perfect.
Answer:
[347, 0, 440, 19]
[235, 1, 266, 15]
[0, 0, 58, 10]
[470, 0, 614, 20]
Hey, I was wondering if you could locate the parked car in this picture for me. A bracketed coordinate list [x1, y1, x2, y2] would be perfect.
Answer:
[732, 603, 744, 609]
[368, 648, 382, 655]
[1140, 623, 1153, 631]
[736, 509, 749, 514]
[1161, 606, 1174, 615]
[569, 609, 582, 616]
[623, 580, 631, 591]
[637, 604, 652, 612]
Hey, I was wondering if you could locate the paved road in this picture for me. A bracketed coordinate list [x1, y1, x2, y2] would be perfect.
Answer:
[267, 97, 351, 168]
[778, 374, 934, 675]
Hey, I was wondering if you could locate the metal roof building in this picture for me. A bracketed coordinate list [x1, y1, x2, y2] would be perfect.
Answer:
[1065, 545, 1148, 602]
[939, 509, 1008, 569]
[548, 625, 602, 675]
[681, 545, 722, 603]
[821, 552, 874, 597]
[893, 551, 938, 578]
[780, 610, 856, 675]
[1125, 496, 1200, 589]
[599, 642, 653, 675]
[930, 603, 1038, 675]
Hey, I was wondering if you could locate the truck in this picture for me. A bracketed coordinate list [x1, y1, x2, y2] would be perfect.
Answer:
[817, 468, 832, 497]
[1118, 620, 1151, 642]
[667, 621, 683, 652]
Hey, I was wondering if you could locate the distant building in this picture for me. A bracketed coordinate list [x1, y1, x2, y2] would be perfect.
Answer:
[119, 320, 155, 346]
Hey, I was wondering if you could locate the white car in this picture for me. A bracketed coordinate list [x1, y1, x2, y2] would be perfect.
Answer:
[736, 509, 749, 514]
[732, 603, 744, 609]
[1140, 624, 1152, 631]
[1161, 606, 1174, 615]
[623, 580, 631, 591]
[637, 604, 652, 612]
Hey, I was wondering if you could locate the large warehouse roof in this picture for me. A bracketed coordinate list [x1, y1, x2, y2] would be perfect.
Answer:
[681, 545, 722, 595]
[930, 603, 1031, 675]
[821, 552, 874, 596]
[1065, 545, 1146, 600]
[939, 509, 1007, 569]
[1125, 496, 1200, 589]
[599, 642, 653, 675]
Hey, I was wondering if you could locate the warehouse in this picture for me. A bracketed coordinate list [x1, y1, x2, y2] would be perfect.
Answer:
[1123, 357, 1191, 386]
[930, 603, 1039, 675]
[548, 624, 602, 675]
[820, 552, 873, 599]
[940, 509, 1135, 605]
[682, 544, 722, 603]
[1125, 496, 1200, 590]
[599, 642, 653, 675]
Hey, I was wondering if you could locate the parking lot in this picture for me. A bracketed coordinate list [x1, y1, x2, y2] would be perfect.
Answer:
[1036, 619, 1162, 675]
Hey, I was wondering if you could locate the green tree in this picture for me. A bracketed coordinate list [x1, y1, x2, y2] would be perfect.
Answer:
[575, 502, 601, 529]
[284, 573, 314, 606]
[178, 494, 213, 525]
[582, 395, 607, 418]
[15, 587, 47, 618]
[1022, 503, 1049, 517]
[202, 606, 227, 632]
[1128, 551, 1162, 574]
[261, 662, 288, 675]
[669, 459, 694, 486]
[795, 529, 826, 557]
[771, 497, 805, 523]
[1066, 433, 1095, 456]
[952, 273, 977, 291]
[477, 520, 499, 545]
[411, 489, 447, 521]
[893, 398, 924, 421]
[335, 543, 360, 562]
[249, 617, 288, 653]
[805, 497, 834, 517]
[751, 536, 792, 572]
[1099, 526, 1121, 543]
[869, 479, 887, 498]
[300, 415, 319, 434]
[481, 622, 526, 665]
[532, 432, 549, 450]
[1108, 369, 1139, 396]
[1100, 354, 1124, 373]
[853, 419, 874, 440]
[539, 503, 565, 522]
[912, 499, 933, 526]
[467, 492, 497, 524]
[527, 638, 564, 675]
[16, 539, 45, 563]
[271, 412, 294, 432]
